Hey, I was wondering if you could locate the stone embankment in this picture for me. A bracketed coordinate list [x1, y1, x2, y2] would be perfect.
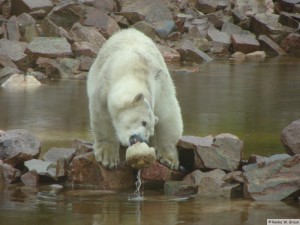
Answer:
[0, 0, 300, 87]
[1, 119, 300, 201]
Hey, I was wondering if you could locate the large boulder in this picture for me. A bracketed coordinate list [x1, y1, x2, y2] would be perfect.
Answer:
[281, 119, 300, 155]
[11, 0, 53, 16]
[0, 129, 41, 167]
[1, 73, 41, 89]
[231, 34, 260, 54]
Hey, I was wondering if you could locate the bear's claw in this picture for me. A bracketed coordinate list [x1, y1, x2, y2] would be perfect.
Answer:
[157, 154, 179, 170]
[93, 145, 119, 169]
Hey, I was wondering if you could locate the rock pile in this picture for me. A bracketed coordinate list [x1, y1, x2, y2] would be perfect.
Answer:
[1, 119, 300, 202]
[0, 0, 300, 86]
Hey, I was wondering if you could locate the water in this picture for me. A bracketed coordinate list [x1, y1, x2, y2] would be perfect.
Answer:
[128, 170, 144, 201]
[0, 57, 300, 224]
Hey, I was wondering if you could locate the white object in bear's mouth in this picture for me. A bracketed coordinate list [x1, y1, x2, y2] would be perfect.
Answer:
[125, 142, 156, 169]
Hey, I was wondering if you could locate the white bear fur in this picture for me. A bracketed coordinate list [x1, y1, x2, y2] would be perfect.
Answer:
[87, 28, 183, 169]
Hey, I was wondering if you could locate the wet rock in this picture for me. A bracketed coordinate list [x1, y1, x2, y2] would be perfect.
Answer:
[281, 119, 300, 155]
[183, 169, 242, 198]
[72, 41, 98, 58]
[246, 51, 266, 59]
[21, 171, 39, 187]
[177, 135, 214, 170]
[249, 13, 295, 43]
[198, 133, 244, 171]
[121, 0, 175, 39]
[69, 22, 106, 50]
[164, 181, 198, 196]
[132, 21, 156, 39]
[26, 37, 72, 62]
[177, 39, 213, 62]
[258, 35, 286, 56]
[1, 73, 41, 88]
[280, 33, 300, 56]
[141, 161, 185, 182]
[83, 8, 120, 38]
[231, 34, 260, 54]
[11, 0, 53, 16]
[43, 147, 76, 163]
[243, 154, 300, 201]
[0, 129, 41, 167]
[156, 44, 180, 63]
[0, 161, 21, 184]
[24, 159, 56, 178]
[67, 152, 135, 190]
[7, 16, 21, 41]
[0, 39, 28, 70]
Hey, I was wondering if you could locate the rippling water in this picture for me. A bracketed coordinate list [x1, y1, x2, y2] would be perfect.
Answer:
[0, 57, 300, 224]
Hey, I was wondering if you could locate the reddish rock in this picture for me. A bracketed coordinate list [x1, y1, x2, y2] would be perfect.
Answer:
[280, 33, 300, 56]
[156, 44, 180, 63]
[72, 41, 98, 58]
[231, 34, 260, 54]
[43, 147, 76, 163]
[132, 21, 156, 39]
[67, 152, 135, 190]
[56, 158, 69, 178]
[36, 57, 58, 77]
[55, 57, 80, 79]
[164, 181, 198, 196]
[281, 119, 300, 155]
[279, 12, 300, 28]
[26, 37, 72, 62]
[69, 22, 106, 50]
[40, 17, 72, 39]
[275, 0, 300, 13]
[141, 161, 185, 182]
[0, 129, 41, 167]
[243, 154, 300, 201]
[11, 0, 53, 16]
[0, 0, 11, 18]
[92, 0, 117, 12]
[7, 16, 21, 41]
[78, 56, 95, 72]
[198, 133, 244, 171]
[83, 8, 120, 38]
[0, 161, 21, 184]
[177, 39, 213, 62]
[21, 171, 39, 187]
[258, 35, 286, 56]
[0, 39, 28, 70]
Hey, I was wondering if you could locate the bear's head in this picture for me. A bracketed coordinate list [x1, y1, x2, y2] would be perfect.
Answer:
[111, 93, 158, 147]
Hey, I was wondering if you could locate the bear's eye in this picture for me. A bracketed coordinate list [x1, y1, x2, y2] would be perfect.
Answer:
[141, 121, 147, 127]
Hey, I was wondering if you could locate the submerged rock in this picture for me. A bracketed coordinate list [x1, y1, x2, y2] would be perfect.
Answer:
[0, 161, 22, 184]
[281, 119, 300, 155]
[21, 171, 39, 187]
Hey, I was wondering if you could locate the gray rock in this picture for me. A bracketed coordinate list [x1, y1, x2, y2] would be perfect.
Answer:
[156, 44, 180, 63]
[164, 181, 198, 196]
[43, 147, 76, 163]
[0, 129, 41, 167]
[0, 161, 21, 184]
[177, 39, 213, 62]
[11, 0, 53, 16]
[258, 35, 286, 56]
[21, 171, 39, 187]
[7, 16, 21, 41]
[132, 21, 156, 39]
[243, 154, 300, 201]
[281, 119, 300, 155]
[24, 159, 57, 178]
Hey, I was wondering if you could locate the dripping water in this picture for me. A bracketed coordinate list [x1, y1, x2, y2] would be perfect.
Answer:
[128, 170, 144, 201]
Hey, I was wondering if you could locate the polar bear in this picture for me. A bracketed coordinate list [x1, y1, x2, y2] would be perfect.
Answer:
[87, 28, 183, 169]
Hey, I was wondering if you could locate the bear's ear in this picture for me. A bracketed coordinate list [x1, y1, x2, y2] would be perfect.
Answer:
[132, 93, 144, 106]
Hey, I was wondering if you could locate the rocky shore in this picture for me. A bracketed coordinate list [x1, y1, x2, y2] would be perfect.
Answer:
[1, 119, 300, 201]
[0, 0, 300, 87]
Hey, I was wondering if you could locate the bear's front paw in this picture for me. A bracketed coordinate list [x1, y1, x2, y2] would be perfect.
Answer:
[157, 153, 179, 170]
[93, 145, 119, 169]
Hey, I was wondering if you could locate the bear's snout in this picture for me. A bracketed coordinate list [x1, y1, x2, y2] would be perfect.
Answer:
[129, 134, 146, 146]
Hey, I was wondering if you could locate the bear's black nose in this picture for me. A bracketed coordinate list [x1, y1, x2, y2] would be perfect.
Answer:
[129, 134, 144, 146]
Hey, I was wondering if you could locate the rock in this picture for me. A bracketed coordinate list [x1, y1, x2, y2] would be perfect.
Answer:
[247, 154, 268, 164]
[230, 51, 246, 61]
[195, 0, 229, 14]
[35, 57, 58, 78]
[0, 52, 18, 69]
[67, 152, 135, 190]
[132, 21, 156, 39]
[43, 147, 76, 163]
[7, 16, 21, 41]
[177, 135, 214, 170]
[92, 0, 117, 12]
[78, 56, 95, 72]
[249, 13, 295, 43]
[0, 161, 21, 184]
[177, 39, 213, 62]
[83, 8, 120, 38]
[279, 12, 300, 28]
[141, 161, 185, 182]
[121, 0, 175, 39]
[26, 70, 47, 80]
[11, 0, 53, 16]
[16, 13, 39, 42]
[26, 37, 72, 62]
[222, 171, 244, 184]
[221, 21, 253, 36]
[183, 169, 242, 198]
[0, 39, 28, 70]
[56, 158, 69, 178]
[24, 159, 56, 178]
[231, 34, 260, 54]
[0, 0, 11, 18]
[21, 171, 39, 187]
[207, 11, 225, 29]
[198, 133, 244, 171]
[167, 31, 181, 41]
[281, 119, 300, 155]
[243, 154, 300, 201]
[72, 139, 93, 155]
[184, 17, 209, 36]
[280, 33, 300, 56]
[164, 181, 198, 196]
[207, 29, 231, 45]
[0, 67, 21, 84]
[258, 35, 286, 56]
[72, 41, 98, 58]
[275, 0, 300, 13]
[1, 73, 41, 89]
[246, 51, 266, 59]
[55, 57, 80, 79]
[0, 129, 40, 167]
[156, 44, 180, 63]
[69, 22, 106, 50]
